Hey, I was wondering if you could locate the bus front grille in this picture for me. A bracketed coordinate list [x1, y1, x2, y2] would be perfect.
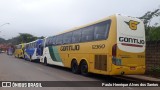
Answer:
[95, 55, 107, 71]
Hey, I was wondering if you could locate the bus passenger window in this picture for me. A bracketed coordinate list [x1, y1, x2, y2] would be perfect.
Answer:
[51, 36, 56, 45]
[63, 32, 72, 44]
[94, 20, 111, 40]
[56, 35, 63, 45]
[72, 29, 81, 43]
[81, 26, 94, 42]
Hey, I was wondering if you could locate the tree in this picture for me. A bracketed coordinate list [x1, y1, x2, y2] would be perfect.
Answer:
[0, 38, 6, 44]
[0, 33, 45, 45]
[139, 8, 160, 41]
[19, 33, 37, 43]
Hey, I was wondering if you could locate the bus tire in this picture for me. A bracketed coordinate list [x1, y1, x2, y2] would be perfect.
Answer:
[80, 60, 89, 76]
[24, 55, 27, 60]
[30, 55, 33, 62]
[44, 57, 48, 66]
[24, 55, 26, 60]
[71, 60, 80, 74]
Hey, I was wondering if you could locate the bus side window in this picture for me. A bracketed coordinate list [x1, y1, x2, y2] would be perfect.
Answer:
[45, 37, 50, 47]
[51, 36, 56, 46]
[94, 20, 111, 40]
[63, 32, 72, 44]
[72, 29, 81, 43]
[81, 26, 94, 42]
[48, 38, 52, 46]
[56, 35, 63, 45]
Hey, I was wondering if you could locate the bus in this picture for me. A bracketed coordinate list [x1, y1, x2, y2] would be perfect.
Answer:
[40, 14, 145, 75]
[7, 47, 14, 55]
[24, 39, 43, 62]
[14, 43, 25, 58]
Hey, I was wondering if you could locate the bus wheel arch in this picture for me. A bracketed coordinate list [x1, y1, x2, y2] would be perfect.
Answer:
[71, 59, 80, 74]
[80, 59, 89, 76]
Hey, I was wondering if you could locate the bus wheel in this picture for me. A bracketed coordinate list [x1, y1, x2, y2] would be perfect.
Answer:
[80, 60, 88, 76]
[30, 55, 32, 62]
[44, 57, 48, 66]
[24, 55, 26, 60]
[71, 60, 79, 74]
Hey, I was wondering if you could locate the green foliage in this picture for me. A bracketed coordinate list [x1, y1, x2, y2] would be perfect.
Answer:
[0, 38, 6, 44]
[151, 66, 160, 73]
[139, 9, 160, 27]
[147, 26, 160, 41]
[0, 33, 42, 45]
[139, 8, 160, 41]
[18, 33, 38, 43]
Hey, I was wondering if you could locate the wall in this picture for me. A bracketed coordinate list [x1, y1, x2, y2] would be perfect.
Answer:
[146, 41, 160, 71]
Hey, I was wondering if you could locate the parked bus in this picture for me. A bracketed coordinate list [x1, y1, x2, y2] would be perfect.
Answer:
[14, 43, 25, 58]
[24, 39, 43, 62]
[7, 47, 14, 55]
[40, 14, 145, 75]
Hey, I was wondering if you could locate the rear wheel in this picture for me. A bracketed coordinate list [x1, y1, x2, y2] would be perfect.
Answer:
[30, 55, 32, 62]
[80, 61, 88, 76]
[24, 55, 26, 60]
[44, 57, 48, 66]
[71, 60, 79, 74]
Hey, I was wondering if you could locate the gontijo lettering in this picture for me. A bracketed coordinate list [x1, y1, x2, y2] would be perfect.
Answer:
[119, 37, 145, 45]
[60, 45, 80, 51]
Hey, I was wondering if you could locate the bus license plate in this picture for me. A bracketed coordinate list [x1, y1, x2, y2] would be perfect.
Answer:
[130, 67, 136, 70]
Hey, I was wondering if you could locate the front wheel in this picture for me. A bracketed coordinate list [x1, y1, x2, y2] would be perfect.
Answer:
[44, 57, 48, 66]
[30, 55, 33, 62]
[80, 61, 88, 76]
[24, 55, 26, 60]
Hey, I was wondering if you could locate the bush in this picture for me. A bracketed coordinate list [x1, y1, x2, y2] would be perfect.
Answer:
[151, 66, 160, 73]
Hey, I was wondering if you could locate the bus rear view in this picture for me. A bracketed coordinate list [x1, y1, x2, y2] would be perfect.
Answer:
[111, 15, 145, 75]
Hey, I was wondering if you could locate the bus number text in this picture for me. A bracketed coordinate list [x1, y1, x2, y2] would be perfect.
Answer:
[92, 44, 105, 49]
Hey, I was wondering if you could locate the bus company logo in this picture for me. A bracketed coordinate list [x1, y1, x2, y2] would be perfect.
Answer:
[2, 82, 11, 87]
[60, 45, 80, 51]
[125, 20, 140, 30]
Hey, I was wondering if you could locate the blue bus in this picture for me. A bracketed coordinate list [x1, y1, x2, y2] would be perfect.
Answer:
[24, 39, 43, 62]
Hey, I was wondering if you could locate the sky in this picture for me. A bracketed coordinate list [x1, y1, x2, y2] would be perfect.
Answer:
[0, 0, 160, 40]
